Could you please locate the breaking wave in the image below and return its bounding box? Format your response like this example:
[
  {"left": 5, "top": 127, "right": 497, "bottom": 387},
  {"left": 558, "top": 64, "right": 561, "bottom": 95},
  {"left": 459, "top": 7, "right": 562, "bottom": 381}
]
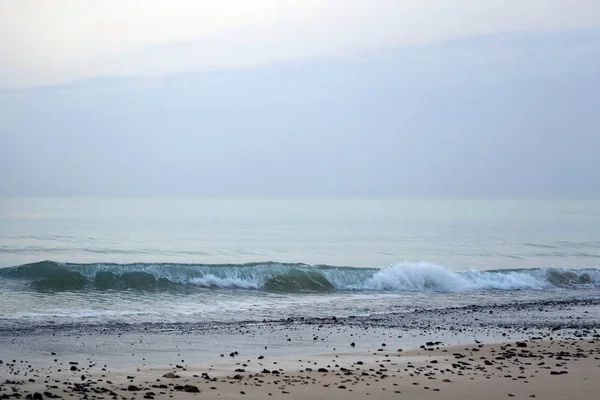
[{"left": 0, "top": 260, "right": 599, "bottom": 293}]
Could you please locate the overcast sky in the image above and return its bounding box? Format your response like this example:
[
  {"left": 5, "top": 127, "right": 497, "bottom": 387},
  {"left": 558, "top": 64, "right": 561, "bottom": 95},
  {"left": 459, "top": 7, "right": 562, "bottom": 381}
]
[
  {"left": 2, "top": 0, "right": 600, "bottom": 89},
  {"left": 1, "top": 1, "right": 599, "bottom": 197}
]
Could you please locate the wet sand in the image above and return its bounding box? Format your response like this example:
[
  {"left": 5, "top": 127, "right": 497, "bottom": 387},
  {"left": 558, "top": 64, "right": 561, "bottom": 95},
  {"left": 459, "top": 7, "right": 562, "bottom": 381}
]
[
  {"left": 2, "top": 337, "right": 599, "bottom": 400},
  {"left": 2, "top": 298, "right": 600, "bottom": 399}
]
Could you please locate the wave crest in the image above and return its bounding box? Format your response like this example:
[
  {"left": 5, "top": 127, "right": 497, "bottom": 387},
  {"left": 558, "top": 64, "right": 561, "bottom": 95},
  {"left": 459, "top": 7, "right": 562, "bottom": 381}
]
[{"left": 0, "top": 260, "right": 598, "bottom": 293}]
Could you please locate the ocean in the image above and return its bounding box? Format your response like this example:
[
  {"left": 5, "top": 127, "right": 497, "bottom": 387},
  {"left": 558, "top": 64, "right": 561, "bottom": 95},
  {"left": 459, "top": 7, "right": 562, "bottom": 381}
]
[{"left": 1, "top": 197, "right": 599, "bottom": 330}]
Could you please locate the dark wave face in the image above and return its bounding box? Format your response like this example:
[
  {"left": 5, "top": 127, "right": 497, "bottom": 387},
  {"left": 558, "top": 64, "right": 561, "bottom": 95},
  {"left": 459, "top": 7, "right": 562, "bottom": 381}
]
[{"left": 1, "top": 261, "right": 599, "bottom": 293}]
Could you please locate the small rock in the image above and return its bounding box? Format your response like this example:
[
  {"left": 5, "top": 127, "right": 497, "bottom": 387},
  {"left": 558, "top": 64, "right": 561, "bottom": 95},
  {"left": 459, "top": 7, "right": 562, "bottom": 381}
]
[{"left": 183, "top": 385, "right": 200, "bottom": 393}]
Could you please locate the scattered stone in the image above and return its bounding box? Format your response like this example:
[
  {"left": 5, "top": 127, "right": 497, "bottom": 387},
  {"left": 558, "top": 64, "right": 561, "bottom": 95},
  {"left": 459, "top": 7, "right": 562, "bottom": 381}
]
[{"left": 183, "top": 385, "right": 200, "bottom": 393}]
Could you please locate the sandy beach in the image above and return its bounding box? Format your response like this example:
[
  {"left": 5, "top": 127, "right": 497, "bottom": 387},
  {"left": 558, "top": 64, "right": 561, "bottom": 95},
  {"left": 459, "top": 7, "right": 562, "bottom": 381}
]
[
  {"left": 2, "top": 298, "right": 600, "bottom": 399},
  {"left": 2, "top": 334, "right": 599, "bottom": 400}
]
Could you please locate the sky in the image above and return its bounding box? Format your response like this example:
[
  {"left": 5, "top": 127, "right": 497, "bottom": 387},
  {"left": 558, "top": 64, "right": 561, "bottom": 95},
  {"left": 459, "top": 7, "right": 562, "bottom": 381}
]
[
  {"left": 1, "top": 0, "right": 599, "bottom": 197},
  {"left": 2, "top": 0, "right": 600, "bottom": 89}
]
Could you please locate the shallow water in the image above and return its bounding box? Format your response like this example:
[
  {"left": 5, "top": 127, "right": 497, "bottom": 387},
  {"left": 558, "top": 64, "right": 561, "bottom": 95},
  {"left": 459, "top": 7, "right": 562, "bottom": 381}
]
[{"left": 1, "top": 197, "right": 599, "bottom": 327}]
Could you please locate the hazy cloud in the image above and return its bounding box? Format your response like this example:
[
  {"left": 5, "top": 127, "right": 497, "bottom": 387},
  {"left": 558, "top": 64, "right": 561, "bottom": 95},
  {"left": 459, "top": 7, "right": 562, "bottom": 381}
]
[
  {"left": 1, "top": 0, "right": 600, "bottom": 88},
  {"left": 1, "top": 27, "right": 599, "bottom": 197}
]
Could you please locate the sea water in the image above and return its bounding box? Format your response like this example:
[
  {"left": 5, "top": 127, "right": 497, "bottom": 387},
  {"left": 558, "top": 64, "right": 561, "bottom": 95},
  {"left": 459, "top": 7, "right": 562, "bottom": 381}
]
[{"left": 1, "top": 197, "right": 599, "bottom": 328}]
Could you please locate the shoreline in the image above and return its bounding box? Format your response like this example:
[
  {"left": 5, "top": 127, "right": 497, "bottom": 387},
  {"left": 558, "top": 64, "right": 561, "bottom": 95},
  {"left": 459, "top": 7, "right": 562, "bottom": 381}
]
[
  {"left": 3, "top": 296, "right": 600, "bottom": 333},
  {"left": 1, "top": 297, "right": 599, "bottom": 399},
  {"left": 1, "top": 297, "right": 599, "bottom": 365}
]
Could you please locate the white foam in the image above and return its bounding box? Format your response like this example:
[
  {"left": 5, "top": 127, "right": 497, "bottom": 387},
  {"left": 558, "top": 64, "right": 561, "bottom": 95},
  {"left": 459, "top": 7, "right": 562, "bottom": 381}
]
[
  {"left": 11, "top": 309, "right": 152, "bottom": 319},
  {"left": 189, "top": 274, "right": 261, "bottom": 289},
  {"left": 351, "top": 262, "right": 553, "bottom": 292}
]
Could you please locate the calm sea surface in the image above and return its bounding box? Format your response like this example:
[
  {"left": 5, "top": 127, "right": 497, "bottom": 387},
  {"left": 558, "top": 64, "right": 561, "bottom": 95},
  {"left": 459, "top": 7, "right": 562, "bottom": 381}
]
[{"left": 1, "top": 197, "right": 599, "bottom": 328}]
